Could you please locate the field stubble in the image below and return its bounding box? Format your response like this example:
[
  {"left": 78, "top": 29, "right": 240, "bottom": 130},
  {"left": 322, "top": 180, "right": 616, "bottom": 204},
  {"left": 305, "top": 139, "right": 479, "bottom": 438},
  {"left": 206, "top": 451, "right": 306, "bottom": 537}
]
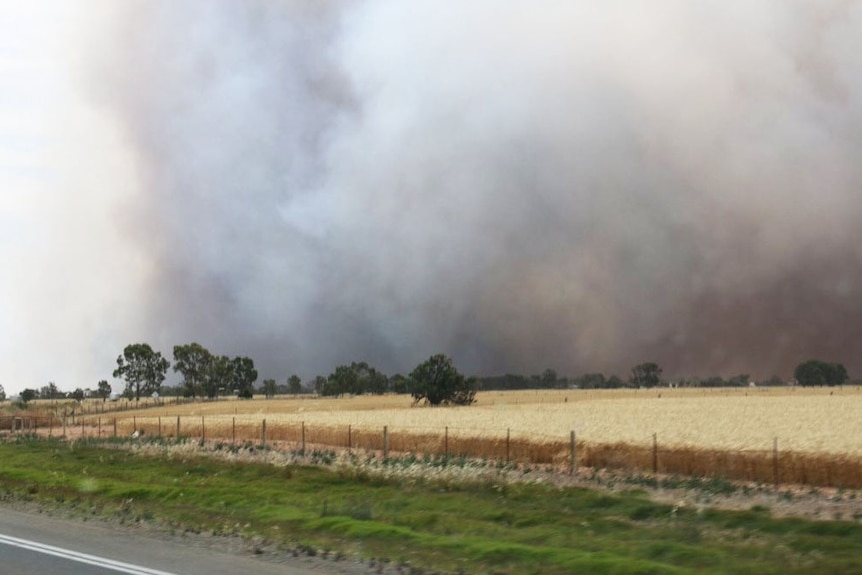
[{"left": 55, "top": 387, "right": 862, "bottom": 488}]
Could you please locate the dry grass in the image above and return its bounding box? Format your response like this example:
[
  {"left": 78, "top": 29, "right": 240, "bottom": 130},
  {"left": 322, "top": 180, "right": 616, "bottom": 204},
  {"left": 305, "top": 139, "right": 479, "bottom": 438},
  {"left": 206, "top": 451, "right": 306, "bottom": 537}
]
[{"left": 56, "top": 387, "right": 862, "bottom": 488}]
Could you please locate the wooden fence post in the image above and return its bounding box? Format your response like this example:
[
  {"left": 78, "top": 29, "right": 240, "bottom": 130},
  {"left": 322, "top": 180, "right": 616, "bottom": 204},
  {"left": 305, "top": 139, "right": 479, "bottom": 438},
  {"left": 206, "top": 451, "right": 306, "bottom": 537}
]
[
  {"left": 63, "top": 414, "right": 67, "bottom": 437},
  {"left": 262, "top": 419, "right": 267, "bottom": 449},
  {"left": 98, "top": 417, "right": 101, "bottom": 438},
  {"left": 773, "top": 437, "right": 779, "bottom": 486},
  {"left": 81, "top": 417, "right": 85, "bottom": 438},
  {"left": 570, "top": 431, "right": 576, "bottom": 476},
  {"left": 348, "top": 424, "right": 352, "bottom": 449},
  {"left": 158, "top": 417, "right": 161, "bottom": 439},
  {"left": 232, "top": 417, "right": 236, "bottom": 444},
  {"left": 176, "top": 416, "right": 180, "bottom": 441},
  {"left": 383, "top": 426, "right": 389, "bottom": 460},
  {"left": 301, "top": 421, "right": 306, "bottom": 453},
  {"left": 202, "top": 416, "right": 206, "bottom": 443},
  {"left": 445, "top": 426, "right": 449, "bottom": 457},
  {"left": 133, "top": 416, "right": 137, "bottom": 432},
  {"left": 506, "top": 428, "right": 511, "bottom": 463},
  {"left": 652, "top": 433, "right": 658, "bottom": 474},
  {"left": 113, "top": 418, "right": 117, "bottom": 438}
]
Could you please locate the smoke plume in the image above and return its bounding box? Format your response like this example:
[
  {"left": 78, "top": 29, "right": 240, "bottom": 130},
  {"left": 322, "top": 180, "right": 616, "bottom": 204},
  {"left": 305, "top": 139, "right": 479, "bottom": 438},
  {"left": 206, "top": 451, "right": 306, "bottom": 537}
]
[{"left": 78, "top": 0, "right": 862, "bottom": 382}]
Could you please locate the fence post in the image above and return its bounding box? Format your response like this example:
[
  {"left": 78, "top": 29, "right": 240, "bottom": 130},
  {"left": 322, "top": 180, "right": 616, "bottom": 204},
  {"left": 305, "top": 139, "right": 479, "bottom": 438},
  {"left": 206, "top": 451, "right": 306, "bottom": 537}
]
[
  {"left": 133, "top": 416, "right": 137, "bottom": 432},
  {"left": 301, "top": 421, "right": 306, "bottom": 453},
  {"left": 176, "top": 416, "right": 180, "bottom": 441},
  {"left": 63, "top": 414, "right": 67, "bottom": 437},
  {"left": 773, "top": 437, "right": 779, "bottom": 486},
  {"left": 232, "top": 417, "right": 236, "bottom": 444},
  {"left": 98, "top": 417, "right": 101, "bottom": 438},
  {"left": 158, "top": 417, "right": 161, "bottom": 439},
  {"left": 347, "top": 424, "right": 352, "bottom": 449},
  {"left": 445, "top": 426, "right": 449, "bottom": 457},
  {"left": 506, "top": 428, "right": 511, "bottom": 463},
  {"left": 113, "top": 418, "right": 117, "bottom": 438},
  {"left": 383, "top": 426, "right": 389, "bottom": 460},
  {"left": 81, "top": 417, "right": 85, "bottom": 438},
  {"left": 202, "top": 416, "right": 206, "bottom": 443},
  {"left": 652, "top": 433, "right": 658, "bottom": 474},
  {"left": 49, "top": 416, "right": 53, "bottom": 438},
  {"left": 570, "top": 431, "right": 576, "bottom": 475},
  {"left": 262, "top": 419, "right": 267, "bottom": 449}
]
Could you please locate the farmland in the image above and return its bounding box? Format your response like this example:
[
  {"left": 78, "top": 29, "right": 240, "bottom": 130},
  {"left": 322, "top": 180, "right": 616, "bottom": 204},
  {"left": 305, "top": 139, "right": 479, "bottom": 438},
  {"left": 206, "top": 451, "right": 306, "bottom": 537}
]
[
  {"left": 9, "top": 386, "right": 862, "bottom": 487},
  {"left": 5, "top": 388, "right": 862, "bottom": 573},
  {"left": 103, "top": 386, "right": 862, "bottom": 454}
]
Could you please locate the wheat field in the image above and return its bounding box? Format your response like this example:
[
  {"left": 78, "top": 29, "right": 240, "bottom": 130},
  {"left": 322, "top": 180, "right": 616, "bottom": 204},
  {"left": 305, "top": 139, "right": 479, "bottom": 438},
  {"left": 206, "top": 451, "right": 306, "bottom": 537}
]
[
  {"left": 100, "top": 387, "right": 862, "bottom": 455},
  {"left": 59, "top": 387, "right": 862, "bottom": 488}
]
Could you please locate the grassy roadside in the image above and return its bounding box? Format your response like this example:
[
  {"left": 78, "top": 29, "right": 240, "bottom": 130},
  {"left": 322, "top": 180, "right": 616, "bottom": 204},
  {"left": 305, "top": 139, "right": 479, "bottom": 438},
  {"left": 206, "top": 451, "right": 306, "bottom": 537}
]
[{"left": 1, "top": 437, "right": 861, "bottom": 574}]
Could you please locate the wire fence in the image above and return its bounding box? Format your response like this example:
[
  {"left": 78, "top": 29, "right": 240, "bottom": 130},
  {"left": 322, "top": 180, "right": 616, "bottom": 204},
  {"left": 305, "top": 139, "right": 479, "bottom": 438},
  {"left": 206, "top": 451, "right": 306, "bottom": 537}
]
[{"left": 4, "top": 414, "right": 862, "bottom": 490}]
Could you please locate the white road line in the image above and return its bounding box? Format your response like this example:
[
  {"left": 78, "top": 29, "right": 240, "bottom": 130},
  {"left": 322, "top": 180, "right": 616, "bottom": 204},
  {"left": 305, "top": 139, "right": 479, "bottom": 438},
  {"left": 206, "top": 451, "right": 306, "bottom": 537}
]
[{"left": 0, "top": 533, "right": 178, "bottom": 575}]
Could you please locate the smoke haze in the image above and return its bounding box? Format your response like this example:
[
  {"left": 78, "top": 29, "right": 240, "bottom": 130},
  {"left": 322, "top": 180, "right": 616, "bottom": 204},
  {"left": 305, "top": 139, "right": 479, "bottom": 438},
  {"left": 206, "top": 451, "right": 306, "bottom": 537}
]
[{"left": 3, "top": 1, "right": 862, "bottom": 393}]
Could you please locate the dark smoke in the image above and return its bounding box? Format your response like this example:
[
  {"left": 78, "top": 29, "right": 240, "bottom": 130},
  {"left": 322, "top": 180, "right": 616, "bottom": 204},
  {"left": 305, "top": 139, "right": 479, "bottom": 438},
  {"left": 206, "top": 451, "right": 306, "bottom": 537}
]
[{"left": 91, "top": 1, "right": 862, "bottom": 381}]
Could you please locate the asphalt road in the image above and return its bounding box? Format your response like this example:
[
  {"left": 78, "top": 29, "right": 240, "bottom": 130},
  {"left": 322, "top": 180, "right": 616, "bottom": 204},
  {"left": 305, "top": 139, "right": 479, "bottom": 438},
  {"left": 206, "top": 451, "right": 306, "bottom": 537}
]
[{"left": 0, "top": 507, "right": 343, "bottom": 574}]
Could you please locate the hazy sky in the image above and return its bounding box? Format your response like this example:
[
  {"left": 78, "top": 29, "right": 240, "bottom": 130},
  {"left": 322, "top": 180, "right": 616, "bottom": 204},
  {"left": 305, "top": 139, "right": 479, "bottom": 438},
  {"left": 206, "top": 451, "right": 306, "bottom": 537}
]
[{"left": 2, "top": 1, "right": 862, "bottom": 395}]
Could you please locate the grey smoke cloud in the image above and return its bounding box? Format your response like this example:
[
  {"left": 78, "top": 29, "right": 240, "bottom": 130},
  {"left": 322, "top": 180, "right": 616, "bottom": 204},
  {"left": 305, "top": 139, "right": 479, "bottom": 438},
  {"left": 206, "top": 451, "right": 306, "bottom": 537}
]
[{"left": 87, "top": 0, "right": 862, "bottom": 382}]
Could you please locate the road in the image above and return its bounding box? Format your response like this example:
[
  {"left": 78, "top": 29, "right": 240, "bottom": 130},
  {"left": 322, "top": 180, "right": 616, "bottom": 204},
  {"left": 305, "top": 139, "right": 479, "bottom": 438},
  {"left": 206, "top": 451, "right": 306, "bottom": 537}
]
[{"left": 0, "top": 507, "right": 348, "bottom": 574}]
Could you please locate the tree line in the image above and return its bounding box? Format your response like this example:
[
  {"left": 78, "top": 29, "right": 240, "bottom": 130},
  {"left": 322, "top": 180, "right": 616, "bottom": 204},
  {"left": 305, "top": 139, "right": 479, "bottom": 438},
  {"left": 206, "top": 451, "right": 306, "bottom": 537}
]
[{"left": 7, "top": 349, "right": 852, "bottom": 407}]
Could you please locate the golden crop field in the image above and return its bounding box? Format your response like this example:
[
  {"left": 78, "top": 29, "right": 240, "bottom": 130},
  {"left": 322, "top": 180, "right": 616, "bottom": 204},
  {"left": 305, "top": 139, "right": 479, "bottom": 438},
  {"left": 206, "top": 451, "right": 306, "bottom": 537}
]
[{"left": 107, "top": 386, "right": 862, "bottom": 455}]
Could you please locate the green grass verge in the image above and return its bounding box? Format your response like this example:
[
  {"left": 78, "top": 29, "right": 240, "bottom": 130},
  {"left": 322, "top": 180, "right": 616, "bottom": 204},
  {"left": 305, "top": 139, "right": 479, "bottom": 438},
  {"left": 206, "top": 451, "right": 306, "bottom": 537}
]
[{"left": 1, "top": 437, "right": 861, "bottom": 574}]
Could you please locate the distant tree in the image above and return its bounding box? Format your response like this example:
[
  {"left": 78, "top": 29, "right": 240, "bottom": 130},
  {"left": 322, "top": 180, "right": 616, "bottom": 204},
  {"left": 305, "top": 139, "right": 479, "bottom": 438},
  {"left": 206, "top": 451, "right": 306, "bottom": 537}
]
[
  {"left": 313, "top": 375, "right": 328, "bottom": 395},
  {"left": 206, "top": 355, "right": 233, "bottom": 398},
  {"left": 572, "top": 373, "right": 606, "bottom": 389},
  {"left": 113, "top": 343, "right": 170, "bottom": 402},
  {"left": 727, "top": 374, "right": 750, "bottom": 387},
  {"left": 97, "top": 380, "right": 112, "bottom": 400},
  {"left": 287, "top": 375, "right": 302, "bottom": 395},
  {"left": 20, "top": 388, "right": 37, "bottom": 405},
  {"left": 41, "top": 382, "right": 62, "bottom": 400},
  {"left": 324, "top": 364, "right": 355, "bottom": 397},
  {"left": 173, "top": 343, "right": 213, "bottom": 399},
  {"left": 630, "top": 363, "right": 663, "bottom": 388},
  {"left": 794, "top": 360, "right": 849, "bottom": 387},
  {"left": 605, "top": 375, "right": 624, "bottom": 388},
  {"left": 71, "top": 388, "right": 85, "bottom": 402},
  {"left": 389, "top": 373, "right": 409, "bottom": 394},
  {"left": 353, "top": 362, "right": 388, "bottom": 394},
  {"left": 759, "top": 375, "right": 785, "bottom": 387},
  {"left": 0, "top": 384, "right": 5, "bottom": 402},
  {"left": 263, "top": 378, "right": 278, "bottom": 398},
  {"left": 231, "top": 356, "right": 258, "bottom": 399},
  {"left": 409, "top": 354, "right": 476, "bottom": 406},
  {"left": 541, "top": 368, "right": 558, "bottom": 388}
]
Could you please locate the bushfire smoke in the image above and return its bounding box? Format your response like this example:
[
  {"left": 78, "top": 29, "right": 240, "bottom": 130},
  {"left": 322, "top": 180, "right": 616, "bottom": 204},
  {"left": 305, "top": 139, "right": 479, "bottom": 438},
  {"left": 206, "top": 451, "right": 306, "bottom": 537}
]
[{"left": 4, "top": 1, "right": 862, "bottom": 393}]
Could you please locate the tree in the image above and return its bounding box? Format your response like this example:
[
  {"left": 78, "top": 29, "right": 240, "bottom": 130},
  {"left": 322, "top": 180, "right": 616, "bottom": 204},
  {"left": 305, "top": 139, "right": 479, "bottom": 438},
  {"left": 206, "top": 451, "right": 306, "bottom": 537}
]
[
  {"left": 313, "top": 375, "right": 328, "bottom": 395},
  {"left": 409, "top": 353, "right": 476, "bottom": 406},
  {"left": 389, "top": 373, "right": 409, "bottom": 394},
  {"left": 263, "top": 378, "right": 278, "bottom": 398},
  {"left": 71, "top": 388, "right": 85, "bottom": 402},
  {"left": 287, "top": 375, "right": 302, "bottom": 395},
  {"left": 20, "top": 388, "right": 37, "bottom": 405},
  {"left": 0, "top": 384, "right": 5, "bottom": 402},
  {"left": 113, "top": 343, "right": 170, "bottom": 402},
  {"left": 794, "top": 359, "right": 849, "bottom": 387},
  {"left": 41, "top": 382, "right": 62, "bottom": 400},
  {"left": 97, "top": 380, "right": 112, "bottom": 400},
  {"left": 326, "top": 364, "right": 357, "bottom": 396},
  {"left": 231, "top": 356, "right": 258, "bottom": 399},
  {"left": 173, "top": 343, "right": 213, "bottom": 399},
  {"left": 629, "top": 362, "right": 663, "bottom": 388},
  {"left": 203, "top": 355, "right": 232, "bottom": 398}
]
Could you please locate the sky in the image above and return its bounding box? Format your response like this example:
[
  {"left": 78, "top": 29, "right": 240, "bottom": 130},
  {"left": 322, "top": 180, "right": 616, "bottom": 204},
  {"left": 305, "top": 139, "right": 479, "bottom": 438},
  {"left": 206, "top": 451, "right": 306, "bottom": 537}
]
[{"left": 2, "top": 1, "right": 862, "bottom": 396}]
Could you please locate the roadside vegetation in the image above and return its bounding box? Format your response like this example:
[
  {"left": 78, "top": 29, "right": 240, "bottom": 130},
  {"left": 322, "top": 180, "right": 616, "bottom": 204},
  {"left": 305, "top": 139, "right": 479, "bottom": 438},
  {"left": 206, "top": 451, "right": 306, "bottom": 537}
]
[{"left": 1, "top": 436, "right": 862, "bottom": 574}]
